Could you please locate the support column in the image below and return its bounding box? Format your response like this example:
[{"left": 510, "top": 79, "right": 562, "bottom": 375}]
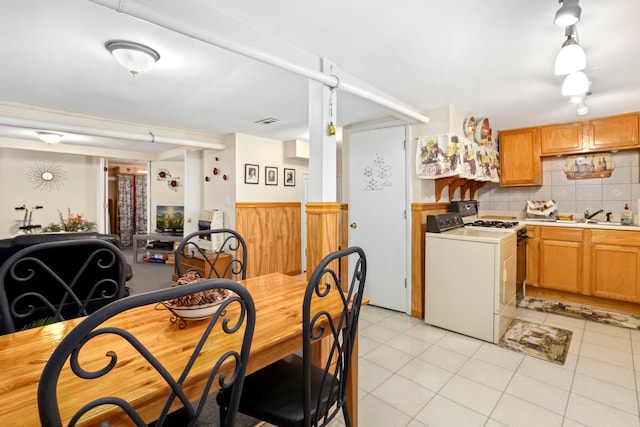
[
  {"left": 305, "top": 202, "right": 340, "bottom": 279},
  {"left": 306, "top": 58, "right": 339, "bottom": 277}
]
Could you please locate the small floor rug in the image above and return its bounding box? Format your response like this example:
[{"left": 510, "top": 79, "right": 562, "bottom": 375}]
[
  {"left": 499, "top": 319, "right": 573, "bottom": 365},
  {"left": 519, "top": 296, "right": 640, "bottom": 330}
]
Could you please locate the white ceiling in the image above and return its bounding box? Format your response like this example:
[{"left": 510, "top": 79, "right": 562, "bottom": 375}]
[{"left": 0, "top": 0, "right": 639, "bottom": 158}]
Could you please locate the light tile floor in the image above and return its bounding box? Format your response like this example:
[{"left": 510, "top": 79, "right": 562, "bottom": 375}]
[{"left": 321, "top": 304, "right": 640, "bottom": 427}]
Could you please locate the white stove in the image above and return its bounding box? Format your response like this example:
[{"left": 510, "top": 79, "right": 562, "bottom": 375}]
[{"left": 424, "top": 206, "right": 517, "bottom": 344}]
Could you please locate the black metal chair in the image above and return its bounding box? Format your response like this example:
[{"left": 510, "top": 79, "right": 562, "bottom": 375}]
[
  {"left": 217, "top": 246, "right": 367, "bottom": 427},
  {"left": 0, "top": 239, "right": 128, "bottom": 334},
  {"left": 38, "top": 278, "right": 256, "bottom": 427},
  {"left": 175, "top": 229, "right": 247, "bottom": 280}
]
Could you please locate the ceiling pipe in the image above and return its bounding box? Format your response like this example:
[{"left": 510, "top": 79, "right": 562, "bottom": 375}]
[
  {"left": 0, "top": 116, "right": 225, "bottom": 150},
  {"left": 87, "top": 0, "right": 429, "bottom": 125}
]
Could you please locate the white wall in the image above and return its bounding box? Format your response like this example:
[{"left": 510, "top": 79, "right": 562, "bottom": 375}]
[
  {"left": 478, "top": 151, "right": 640, "bottom": 223},
  {"left": 234, "top": 133, "right": 308, "bottom": 203},
  {"left": 202, "top": 135, "right": 237, "bottom": 229},
  {"left": 149, "top": 160, "right": 185, "bottom": 232},
  {"left": 0, "top": 147, "right": 99, "bottom": 238}
]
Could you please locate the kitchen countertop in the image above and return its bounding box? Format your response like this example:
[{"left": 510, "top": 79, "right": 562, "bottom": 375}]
[
  {"left": 478, "top": 210, "right": 639, "bottom": 231},
  {"left": 521, "top": 219, "right": 639, "bottom": 231}
]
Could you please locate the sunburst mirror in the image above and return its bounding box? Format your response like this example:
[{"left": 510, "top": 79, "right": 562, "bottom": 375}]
[{"left": 26, "top": 160, "right": 67, "bottom": 192}]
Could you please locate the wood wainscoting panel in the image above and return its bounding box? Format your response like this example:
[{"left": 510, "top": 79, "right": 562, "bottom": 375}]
[
  {"left": 236, "top": 202, "right": 301, "bottom": 278},
  {"left": 411, "top": 203, "right": 450, "bottom": 319},
  {"left": 305, "top": 202, "right": 340, "bottom": 280},
  {"left": 340, "top": 204, "right": 349, "bottom": 286}
]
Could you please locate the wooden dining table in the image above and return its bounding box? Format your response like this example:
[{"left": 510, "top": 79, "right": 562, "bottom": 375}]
[{"left": 0, "top": 272, "right": 359, "bottom": 426}]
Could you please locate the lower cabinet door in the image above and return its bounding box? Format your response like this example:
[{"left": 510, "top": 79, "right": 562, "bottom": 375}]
[
  {"left": 591, "top": 243, "right": 640, "bottom": 302},
  {"left": 539, "top": 240, "right": 583, "bottom": 293}
]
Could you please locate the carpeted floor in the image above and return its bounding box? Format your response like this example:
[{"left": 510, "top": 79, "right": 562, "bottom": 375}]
[{"left": 518, "top": 296, "right": 640, "bottom": 330}]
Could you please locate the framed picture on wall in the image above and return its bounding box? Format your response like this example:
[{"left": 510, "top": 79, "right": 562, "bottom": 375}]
[
  {"left": 284, "top": 168, "right": 296, "bottom": 186},
  {"left": 245, "top": 164, "right": 259, "bottom": 184},
  {"left": 265, "top": 166, "right": 278, "bottom": 186}
]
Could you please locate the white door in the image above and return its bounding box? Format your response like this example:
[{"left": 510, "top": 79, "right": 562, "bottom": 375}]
[{"left": 348, "top": 125, "right": 408, "bottom": 312}]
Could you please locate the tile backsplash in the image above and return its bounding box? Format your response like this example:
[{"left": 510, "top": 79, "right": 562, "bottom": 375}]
[{"left": 478, "top": 151, "right": 640, "bottom": 221}]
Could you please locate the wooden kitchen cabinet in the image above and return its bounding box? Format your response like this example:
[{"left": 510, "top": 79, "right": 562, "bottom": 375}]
[
  {"left": 589, "top": 113, "right": 639, "bottom": 151},
  {"left": 538, "top": 227, "right": 585, "bottom": 294},
  {"left": 589, "top": 229, "right": 640, "bottom": 302},
  {"left": 525, "top": 225, "right": 540, "bottom": 287},
  {"left": 539, "top": 112, "right": 639, "bottom": 156},
  {"left": 499, "top": 127, "right": 542, "bottom": 186},
  {"left": 540, "top": 121, "right": 586, "bottom": 156}
]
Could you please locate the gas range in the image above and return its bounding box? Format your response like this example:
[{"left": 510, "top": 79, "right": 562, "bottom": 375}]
[
  {"left": 465, "top": 219, "right": 520, "bottom": 229},
  {"left": 450, "top": 200, "right": 524, "bottom": 232}
]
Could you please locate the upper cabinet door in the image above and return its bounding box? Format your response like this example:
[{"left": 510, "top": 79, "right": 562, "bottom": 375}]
[
  {"left": 589, "top": 113, "right": 640, "bottom": 151},
  {"left": 499, "top": 127, "right": 542, "bottom": 186},
  {"left": 540, "top": 121, "right": 586, "bottom": 156}
]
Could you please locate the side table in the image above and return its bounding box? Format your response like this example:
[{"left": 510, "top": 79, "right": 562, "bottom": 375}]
[{"left": 133, "top": 234, "right": 183, "bottom": 264}]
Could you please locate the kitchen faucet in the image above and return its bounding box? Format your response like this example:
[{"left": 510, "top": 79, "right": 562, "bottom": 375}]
[{"left": 584, "top": 209, "right": 604, "bottom": 221}]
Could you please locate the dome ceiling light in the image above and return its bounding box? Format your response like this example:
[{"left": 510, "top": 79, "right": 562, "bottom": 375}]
[
  {"left": 105, "top": 40, "right": 160, "bottom": 77},
  {"left": 36, "top": 131, "right": 64, "bottom": 145}
]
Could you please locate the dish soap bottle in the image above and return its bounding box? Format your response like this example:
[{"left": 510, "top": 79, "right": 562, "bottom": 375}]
[{"left": 621, "top": 203, "right": 633, "bottom": 225}]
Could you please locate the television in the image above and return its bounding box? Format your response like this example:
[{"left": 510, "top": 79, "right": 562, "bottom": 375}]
[{"left": 156, "top": 205, "right": 184, "bottom": 234}]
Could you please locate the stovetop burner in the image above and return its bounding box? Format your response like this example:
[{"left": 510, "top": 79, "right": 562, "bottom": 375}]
[{"left": 467, "top": 220, "right": 519, "bottom": 229}]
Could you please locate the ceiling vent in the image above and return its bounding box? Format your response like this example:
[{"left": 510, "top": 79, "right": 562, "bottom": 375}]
[{"left": 255, "top": 118, "right": 279, "bottom": 125}]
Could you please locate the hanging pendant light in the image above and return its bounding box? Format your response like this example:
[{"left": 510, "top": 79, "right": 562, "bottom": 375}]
[
  {"left": 561, "top": 71, "right": 590, "bottom": 96},
  {"left": 554, "top": 25, "right": 586, "bottom": 75},
  {"left": 554, "top": 0, "right": 582, "bottom": 26}
]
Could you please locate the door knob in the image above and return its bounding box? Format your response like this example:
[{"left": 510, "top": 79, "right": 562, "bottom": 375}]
[
  {"left": 186, "top": 218, "right": 192, "bottom": 223},
  {"left": 350, "top": 222, "right": 357, "bottom": 229}
]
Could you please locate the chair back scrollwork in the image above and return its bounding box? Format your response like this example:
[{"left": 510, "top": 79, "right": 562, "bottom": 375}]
[
  {"left": 37, "top": 279, "right": 255, "bottom": 427},
  {"left": 0, "top": 239, "right": 128, "bottom": 334},
  {"left": 303, "top": 246, "right": 367, "bottom": 426},
  {"left": 175, "top": 229, "right": 247, "bottom": 280},
  {"left": 216, "top": 246, "right": 366, "bottom": 427}
]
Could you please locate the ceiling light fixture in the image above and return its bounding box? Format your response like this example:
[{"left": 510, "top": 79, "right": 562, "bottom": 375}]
[
  {"left": 554, "top": 25, "right": 586, "bottom": 75},
  {"left": 561, "top": 71, "right": 590, "bottom": 96},
  {"left": 554, "top": 0, "right": 582, "bottom": 26},
  {"left": 576, "top": 100, "right": 590, "bottom": 116},
  {"left": 105, "top": 40, "right": 160, "bottom": 77},
  {"left": 570, "top": 92, "right": 591, "bottom": 115},
  {"left": 36, "top": 131, "right": 64, "bottom": 145}
]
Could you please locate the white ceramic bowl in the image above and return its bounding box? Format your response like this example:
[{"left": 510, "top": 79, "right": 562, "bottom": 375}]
[{"left": 163, "top": 298, "right": 228, "bottom": 320}]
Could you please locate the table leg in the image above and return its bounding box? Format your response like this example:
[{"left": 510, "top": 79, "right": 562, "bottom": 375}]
[{"left": 133, "top": 235, "right": 141, "bottom": 263}]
